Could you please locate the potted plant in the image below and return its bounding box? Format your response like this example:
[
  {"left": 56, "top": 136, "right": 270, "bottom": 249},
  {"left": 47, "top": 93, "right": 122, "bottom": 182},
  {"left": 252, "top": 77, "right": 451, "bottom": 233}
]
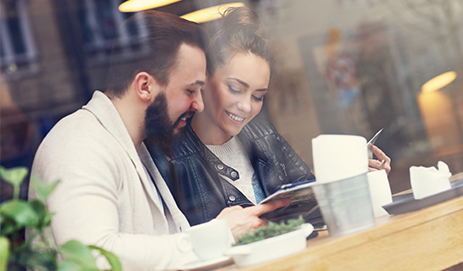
[
  {"left": 0, "top": 166, "right": 122, "bottom": 271},
  {"left": 226, "top": 216, "right": 314, "bottom": 268}
]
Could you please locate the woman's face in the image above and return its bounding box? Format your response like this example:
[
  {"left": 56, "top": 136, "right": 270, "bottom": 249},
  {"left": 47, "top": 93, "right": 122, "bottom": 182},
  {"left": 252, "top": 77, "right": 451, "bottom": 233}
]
[{"left": 202, "top": 52, "right": 271, "bottom": 138}]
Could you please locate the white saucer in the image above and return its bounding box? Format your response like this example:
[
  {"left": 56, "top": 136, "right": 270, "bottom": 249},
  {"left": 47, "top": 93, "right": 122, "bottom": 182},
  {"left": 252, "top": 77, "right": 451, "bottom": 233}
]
[{"left": 177, "top": 256, "right": 233, "bottom": 271}]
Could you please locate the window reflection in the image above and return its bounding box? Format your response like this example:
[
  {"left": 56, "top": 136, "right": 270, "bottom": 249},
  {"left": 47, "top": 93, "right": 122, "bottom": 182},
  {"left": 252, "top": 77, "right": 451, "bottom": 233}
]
[
  {"left": 0, "top": 0, "right": 462, "bottom": 201},
  {"left": 0, "top": 0, "right": 37, "bottom": 77}
]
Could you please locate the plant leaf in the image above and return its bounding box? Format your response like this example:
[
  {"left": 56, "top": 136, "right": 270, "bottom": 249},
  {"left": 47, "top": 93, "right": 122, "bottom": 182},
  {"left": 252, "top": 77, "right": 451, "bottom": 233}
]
[
  {"left": 234, "top": 215, "right": 305, "bottom": 246},
  {"left": 0, "top": 200, "right": 39, "bottom": 229},
  {"left": 0, "top": 219, "right": 16, "bottom": 235},
  {"left": 17, "top": 247, "right": 58, "bottom": 271},
  {"left": 89, "top": 245, "right": 122, "bottom": 271},
  {"left": 42, "top": 212, "right": 54, "bottom": 228},
  {"left": 60, "top": 240, "right": 98, "bottom": 270},
  {"left": 29, "top": 200, "right": 53, "bottom": 230},
  {"left": 30, "top": 176, "right": 60, "bottom": 202},
  {"left": 57, "top": 258, "right": 84, "bottom": 271},
  {"left": 0, "top": 166, "right": 28, "bottom": 188},
  {"left": 0, "top": 236, "right": 10, "bottom": 271}
]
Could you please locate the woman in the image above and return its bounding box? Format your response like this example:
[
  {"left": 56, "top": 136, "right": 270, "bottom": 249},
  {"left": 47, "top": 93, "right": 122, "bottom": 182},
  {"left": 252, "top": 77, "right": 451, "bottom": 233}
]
[{"left": 149, "top": 6, "right": 391, "bottom": 226}]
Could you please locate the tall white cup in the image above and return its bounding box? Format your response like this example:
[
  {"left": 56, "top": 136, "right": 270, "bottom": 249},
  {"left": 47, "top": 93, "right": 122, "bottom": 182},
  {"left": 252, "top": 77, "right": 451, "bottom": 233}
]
[
  {"left": 312, "top": 134, "right": 375, "bottom": 236},
  {"left": 312, "top": 135, "right": 369, "bottom": 183},
  {"left": 185, "top": 219, "right": 229, "bottom": 261},
  {"left": 367, "top": 170, "right": 392, "bottom": 217}
]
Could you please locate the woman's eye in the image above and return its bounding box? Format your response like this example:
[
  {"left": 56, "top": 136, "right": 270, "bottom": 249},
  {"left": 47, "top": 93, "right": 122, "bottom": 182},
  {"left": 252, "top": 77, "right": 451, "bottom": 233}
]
[
  {"left": 228, "top": 85, "right": 240, "bottom": 94},
  {"left": 252, "top": 95, "right": 264, "bottom": 101},
  {"left": 187, "top": 89, "right": 196, "bottom": 94}
]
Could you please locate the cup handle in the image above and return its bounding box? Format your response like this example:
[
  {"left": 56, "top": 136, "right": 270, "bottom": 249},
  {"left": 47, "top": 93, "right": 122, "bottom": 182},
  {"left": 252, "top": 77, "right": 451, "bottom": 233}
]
[
  {"left": 224, "top": 246, "right": 251, "bottom": 256},
  {"left": 176, "top": 233, "right": 193, "bottom": 253},
  {"left": 302, "top": 223, "right": 315, "bottom": 237}
]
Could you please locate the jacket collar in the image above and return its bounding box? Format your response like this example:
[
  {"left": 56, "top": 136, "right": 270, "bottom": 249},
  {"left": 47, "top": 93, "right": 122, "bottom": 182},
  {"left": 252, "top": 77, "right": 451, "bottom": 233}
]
[{"left": 83, "top": 91, "right": 137, "bottom": 160}]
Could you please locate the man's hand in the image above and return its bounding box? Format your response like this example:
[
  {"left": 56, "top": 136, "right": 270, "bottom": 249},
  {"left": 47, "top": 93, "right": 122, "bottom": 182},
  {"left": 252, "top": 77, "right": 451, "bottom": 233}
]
[
  {"left": 368, "top": 145, "right": 391, "bottom": 175},
  {"left": 215, "top": 198, "right": 291, "bottom": 239}
]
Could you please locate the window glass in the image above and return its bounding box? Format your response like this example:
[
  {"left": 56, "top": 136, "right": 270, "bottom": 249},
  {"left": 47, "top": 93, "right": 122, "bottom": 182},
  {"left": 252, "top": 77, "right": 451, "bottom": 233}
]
[{"left": 0, "top": 0, "right": 461, "bottom": 205}]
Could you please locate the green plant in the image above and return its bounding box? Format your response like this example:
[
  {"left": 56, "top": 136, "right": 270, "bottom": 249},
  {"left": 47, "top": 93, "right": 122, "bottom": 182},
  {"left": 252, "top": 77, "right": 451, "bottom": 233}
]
[
  {"left": 0, "top": 166, "right": 122, "bottom": 271},
  {"left": 234, "top": 216, "right": 305, "bottom": 246}
]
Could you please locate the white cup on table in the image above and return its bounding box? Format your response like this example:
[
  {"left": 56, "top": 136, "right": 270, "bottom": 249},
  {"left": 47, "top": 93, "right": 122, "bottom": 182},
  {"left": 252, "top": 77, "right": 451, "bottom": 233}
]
[
  {"left": 410, "top": 161, "right": 452, "bottom": 200},
  {"left": 184, "top": 219, "right": 229, "bottom": 261},
  {"left": 312, "top": 135, "right": 376, "bottom": 236},
  {"left": 367, "top": 169, "right": 393, "bottom": 217}
]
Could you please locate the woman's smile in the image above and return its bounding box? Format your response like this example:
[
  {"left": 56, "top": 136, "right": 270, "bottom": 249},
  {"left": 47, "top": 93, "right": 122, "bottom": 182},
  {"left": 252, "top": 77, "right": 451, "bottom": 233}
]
[{"left": 226, "top": 111, "right": 245, "bottom": 122}]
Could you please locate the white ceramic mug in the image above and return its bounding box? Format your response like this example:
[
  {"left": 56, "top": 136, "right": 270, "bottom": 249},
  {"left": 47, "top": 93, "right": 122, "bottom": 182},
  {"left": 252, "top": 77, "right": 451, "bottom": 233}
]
[
  {"left": 367, "top": 169, "right": 392, "bottom": 217},
  {"left": 184, "top": 219, "right": 229, "bottom": 261}
]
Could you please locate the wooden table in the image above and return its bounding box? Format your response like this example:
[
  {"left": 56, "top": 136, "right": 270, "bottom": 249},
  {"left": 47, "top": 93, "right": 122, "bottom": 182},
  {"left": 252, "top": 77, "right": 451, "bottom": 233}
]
[{"left": 218, "top": 194, "right": 463, "bottom": 271}]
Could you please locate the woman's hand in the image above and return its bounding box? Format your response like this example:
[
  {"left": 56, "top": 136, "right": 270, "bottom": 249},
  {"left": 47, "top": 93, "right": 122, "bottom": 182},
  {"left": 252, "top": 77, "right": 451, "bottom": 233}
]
[
  {"left": 215, "top": 198, "right": 291, "bottom": 239},
  {"left": 368, "top": 145, "right": 392, "bottom": 175}
]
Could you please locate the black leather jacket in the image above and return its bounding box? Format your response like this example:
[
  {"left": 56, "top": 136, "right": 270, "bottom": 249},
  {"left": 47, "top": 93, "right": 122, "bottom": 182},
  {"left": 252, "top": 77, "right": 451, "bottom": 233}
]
[{"left": 148, "top": 119, "right": 315, "bottom": 226}]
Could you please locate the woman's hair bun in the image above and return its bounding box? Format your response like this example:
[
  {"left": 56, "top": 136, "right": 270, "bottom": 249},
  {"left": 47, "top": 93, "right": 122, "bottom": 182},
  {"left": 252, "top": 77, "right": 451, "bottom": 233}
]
[
  {"left": 220, "top": 6, "right": 263, "bottom": 37},
  {"left": 206, "top": 6, "right": 273, "bottom": 76}
]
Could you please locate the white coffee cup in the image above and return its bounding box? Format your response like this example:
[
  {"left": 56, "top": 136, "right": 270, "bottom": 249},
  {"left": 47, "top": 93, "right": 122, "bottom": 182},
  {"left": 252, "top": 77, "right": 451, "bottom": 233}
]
[
  {"left": 410, "top": 161, "right": 451, "bottom": 199},
  {"left": 184, "top": 219, "right": 229, "bottom": 261},
  {"left": 367, "top": 169, "right": 392, "bottom": 217}
]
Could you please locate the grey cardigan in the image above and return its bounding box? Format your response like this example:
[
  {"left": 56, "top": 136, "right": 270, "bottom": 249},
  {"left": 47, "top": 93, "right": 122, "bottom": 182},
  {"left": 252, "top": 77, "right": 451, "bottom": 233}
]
[{"left": 30, "top": 91, "right": 197, "bottom": 271}]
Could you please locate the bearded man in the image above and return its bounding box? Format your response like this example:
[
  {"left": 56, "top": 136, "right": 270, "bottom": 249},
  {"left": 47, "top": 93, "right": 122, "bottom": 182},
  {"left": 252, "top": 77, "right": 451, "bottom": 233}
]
[{"left": 29, "top": 10, "right": 287, "bottom": 271}]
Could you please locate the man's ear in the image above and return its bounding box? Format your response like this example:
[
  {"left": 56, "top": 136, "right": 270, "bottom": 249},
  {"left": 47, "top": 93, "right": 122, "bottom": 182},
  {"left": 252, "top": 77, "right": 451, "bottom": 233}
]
[{"left": 133, "top": 72, "right": 161, "bottom": 102}]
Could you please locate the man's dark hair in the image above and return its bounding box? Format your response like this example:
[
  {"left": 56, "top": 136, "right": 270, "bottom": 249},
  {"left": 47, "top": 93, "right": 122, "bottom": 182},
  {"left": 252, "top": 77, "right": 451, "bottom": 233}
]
[{"left": 106, "top": 10, "right": 206, "bottom": 98}]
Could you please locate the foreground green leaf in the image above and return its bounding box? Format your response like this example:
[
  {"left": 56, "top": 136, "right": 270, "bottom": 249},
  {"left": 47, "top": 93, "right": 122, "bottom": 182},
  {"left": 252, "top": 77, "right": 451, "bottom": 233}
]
[
  {"left": 60, "top": 240, "right": 98, "bottom": 270},
  {"left": 58, "top": 258, "right": 84, "bottom": 271},
  {"left": 0, "top": 219, "right": 16, "bottom": 236},
  {"left": 0, "top": 167, "right": 28, "bottom": 187},
  {"left": 29, "top": 200, "right": 53, "bottom": 230},
  {"left": 0, "top": 237, "right": 9, "bottom": 271},
  {"left": 0, "top": 200, "right": 39, "bottom": 229},
  {"left": 0, "top": 167, "right": 28, "bottom": 200},
  {"left": 42, "top": 212, "right": 54, "bottom": 228},
  {"left": 89, "top": 246, "right": 122, "bottom": 271},
  {"left": 17, "top": 247, "right": 57, "bottom": 271},
  {"left": 0, "top": 167, "right": 122, "bottom": 271},
  {"left": 31, "top": 176, "right": 60, "bottom": 202}
]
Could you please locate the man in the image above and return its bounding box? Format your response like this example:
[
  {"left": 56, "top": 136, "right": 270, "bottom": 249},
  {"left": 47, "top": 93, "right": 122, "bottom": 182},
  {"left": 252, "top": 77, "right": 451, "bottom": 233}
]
[{"left": 29, "top": 11, "right": 288, "bottom": 271}]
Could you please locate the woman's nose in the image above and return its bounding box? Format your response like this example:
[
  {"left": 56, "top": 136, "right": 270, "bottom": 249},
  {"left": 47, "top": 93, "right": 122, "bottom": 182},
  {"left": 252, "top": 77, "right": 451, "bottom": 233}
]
[{"left": 237, "top": 97, "right": 251, "bottom": 113}]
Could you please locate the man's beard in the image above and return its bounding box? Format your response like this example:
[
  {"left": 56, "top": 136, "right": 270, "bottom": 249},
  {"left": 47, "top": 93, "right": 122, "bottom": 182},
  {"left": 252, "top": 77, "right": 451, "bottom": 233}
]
[
  {"left": 144, "top": 92, "right": 185, "bottom": 156},
  {"left": 145, "top": 92, "right": 174, "bottom": 142}
]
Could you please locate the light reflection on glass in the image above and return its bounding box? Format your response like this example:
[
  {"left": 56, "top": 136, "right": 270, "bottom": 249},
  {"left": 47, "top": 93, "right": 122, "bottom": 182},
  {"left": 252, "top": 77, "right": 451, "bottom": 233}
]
[{"left": 421, "top": 71, "right": 457, "bottom": 93}]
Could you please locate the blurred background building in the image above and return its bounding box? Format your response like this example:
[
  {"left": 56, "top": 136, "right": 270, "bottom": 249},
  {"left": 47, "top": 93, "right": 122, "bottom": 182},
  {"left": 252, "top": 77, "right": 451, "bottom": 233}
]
[{"left": 1, "top": 0, "right": 462, "bottom": 200}]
